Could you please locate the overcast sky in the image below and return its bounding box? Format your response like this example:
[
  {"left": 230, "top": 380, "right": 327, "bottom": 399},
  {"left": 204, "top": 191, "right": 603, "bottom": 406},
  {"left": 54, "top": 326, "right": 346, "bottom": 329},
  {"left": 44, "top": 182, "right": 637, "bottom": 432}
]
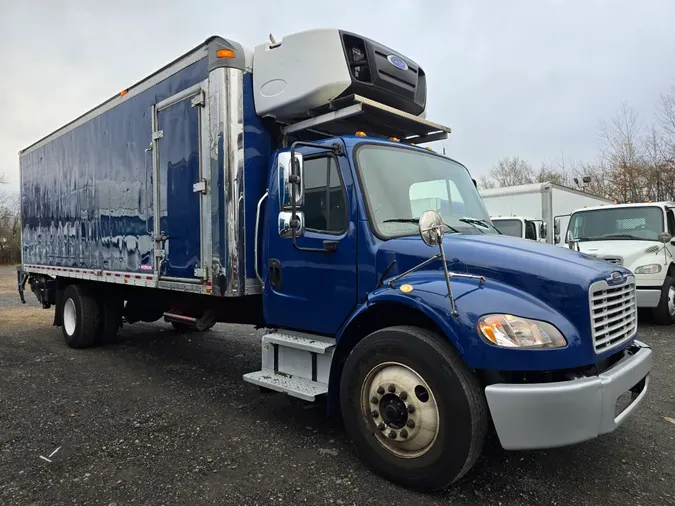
[{"left": 2, "top": 0, "right": 675, "bottom": 192}]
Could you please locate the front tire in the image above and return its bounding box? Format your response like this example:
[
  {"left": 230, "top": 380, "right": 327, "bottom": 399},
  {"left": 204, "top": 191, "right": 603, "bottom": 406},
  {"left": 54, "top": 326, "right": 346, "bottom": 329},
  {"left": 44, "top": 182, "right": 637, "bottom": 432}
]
[
  {"left": 339, "top": 326, "right": 488, "bottom": 492},
  {"left": 61, "top": 284, "right": 99, "bottom": 349},
  {"left": 652, "top": 275, "right": 675, "bottom": 325}
]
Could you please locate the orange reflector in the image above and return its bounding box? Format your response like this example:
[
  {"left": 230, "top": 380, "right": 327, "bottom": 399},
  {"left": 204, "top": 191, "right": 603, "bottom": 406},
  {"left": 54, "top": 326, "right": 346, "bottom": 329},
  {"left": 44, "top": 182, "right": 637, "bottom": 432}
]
[
  {"left": 400, "top": 284, "right": 414, "bottom": 294},
  {"left": 480, "top": 324, "right": 497, "bottom": 344},
  {"left": 426, "top": 147, "right": 433, "bottom": 151},
  {"left": 600, "top": 203, "right": 604, "bottom": 206},
  {"left": 648, "top": 199, "right": 652, "bottom": 203},
  {"left": 355, "top": 131, "right": 367, "bottom": 137},
  {"left": 216, "top": 49, "right": 235, "bottom": 59},
  {"left": 388, "top": 137, "right": 400, "bottom": 142},
  {"left": 120, "top": 90, "right": 128, "bottom": 96}
]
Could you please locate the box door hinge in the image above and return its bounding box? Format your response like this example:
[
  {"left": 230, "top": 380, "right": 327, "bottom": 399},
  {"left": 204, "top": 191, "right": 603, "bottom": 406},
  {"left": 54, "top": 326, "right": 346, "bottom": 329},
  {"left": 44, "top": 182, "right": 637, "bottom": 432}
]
[
  {"left": 152, "top": 130, "right": 164, "bottom": 140},
  {"left": 193, "top": 179, "right": 207, "bottom": 194},
  {"left": 191, "top": 91, "right": 205, "bottom": 108}
]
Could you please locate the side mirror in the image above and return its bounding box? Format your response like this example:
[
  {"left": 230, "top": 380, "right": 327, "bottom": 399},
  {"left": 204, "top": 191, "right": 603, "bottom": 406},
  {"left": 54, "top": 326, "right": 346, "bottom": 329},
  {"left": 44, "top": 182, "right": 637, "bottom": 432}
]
[
  {"left": 472, "top": 178, "right": 477, "bottom": 188},
  {"left": 554, "top": 234, "right": 560, "bottom": 244},
  {"left": 419, "top": 210, "right": 444, "bottom": 247},
  {"left": 658, "top": 232, "right": 672, "bottom": 244},
  {"left": 279, "top": 211, "right": 305, "bottom": 238},
  {"left": 565, "top": 229, "right": 574, "bottom": 244},
  {"left": 554, "top": 218, "right": 560, "bottom": 235},
  {"left": 278, "top": 151, "right": 304, "bottom": 209},
  {"left": 539, "top": 222, "right": 547, "bottom": 239}
]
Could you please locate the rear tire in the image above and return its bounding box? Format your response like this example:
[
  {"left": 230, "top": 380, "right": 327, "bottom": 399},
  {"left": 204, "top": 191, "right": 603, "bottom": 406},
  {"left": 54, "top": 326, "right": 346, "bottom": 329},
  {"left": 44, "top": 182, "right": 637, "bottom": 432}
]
[
  {"left": 61, "top": 284, "right": 99, "bottom": 349},
  {"left": 339, "top": 326, "right": 488, "bottom": 492},
  {"left": 652, "top": 275, "right": 675, "bottom": 325}
]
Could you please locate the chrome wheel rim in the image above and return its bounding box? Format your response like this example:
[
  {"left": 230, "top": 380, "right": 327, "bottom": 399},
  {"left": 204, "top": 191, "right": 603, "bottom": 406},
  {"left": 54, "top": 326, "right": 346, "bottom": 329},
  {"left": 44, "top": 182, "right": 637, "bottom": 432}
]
[
  {"left": 361, "top": 362, "right": 440, "bottom": 459},
  {"left": 63, "top": 298, "right": 77, "bottom": 336},
  {"left": 668, "top": 286, "right": 675, "bottom": 317}
]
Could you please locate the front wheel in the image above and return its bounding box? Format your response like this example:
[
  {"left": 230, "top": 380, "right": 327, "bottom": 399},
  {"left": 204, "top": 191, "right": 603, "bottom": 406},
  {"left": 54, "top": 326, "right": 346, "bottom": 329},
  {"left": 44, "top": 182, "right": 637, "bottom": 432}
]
[
  {"left": 339, "top": 326, "right": 488, "bottom": 491},
  {"left": 652, "top": 275, "right": 675, "bottom": 325}
]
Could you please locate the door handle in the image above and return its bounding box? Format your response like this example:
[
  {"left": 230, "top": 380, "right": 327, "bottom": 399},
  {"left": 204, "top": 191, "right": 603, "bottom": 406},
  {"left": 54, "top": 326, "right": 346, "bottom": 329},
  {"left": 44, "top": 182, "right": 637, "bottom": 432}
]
[{"left": 323, "top": 240, "right": 339, "bottom": 252}]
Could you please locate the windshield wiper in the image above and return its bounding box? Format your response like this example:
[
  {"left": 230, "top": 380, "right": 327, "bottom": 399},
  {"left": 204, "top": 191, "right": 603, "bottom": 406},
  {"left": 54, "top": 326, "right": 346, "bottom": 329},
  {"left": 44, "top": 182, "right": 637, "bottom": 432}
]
[
  {"left": 457, "top": 217, "right": 487, "bottom": 234},
  {"left": 383, "top": 218, "right": 460, "bottom": 234},
  {"left": 602, "top": 234, "right": 651, "bottom": 241},
  {"left": 458, "top": 217, "right": 502, "bottom": 234}
]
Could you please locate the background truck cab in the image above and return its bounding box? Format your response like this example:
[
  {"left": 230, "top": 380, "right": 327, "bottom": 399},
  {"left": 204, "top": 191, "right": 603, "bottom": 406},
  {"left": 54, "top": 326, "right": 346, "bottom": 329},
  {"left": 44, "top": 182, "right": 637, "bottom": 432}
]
[
  {"left": 563, "top": 201, "right": 675, "bottom": 324},
  {"left": 490, "top": 215, "right": 545, "bottom": 241}
]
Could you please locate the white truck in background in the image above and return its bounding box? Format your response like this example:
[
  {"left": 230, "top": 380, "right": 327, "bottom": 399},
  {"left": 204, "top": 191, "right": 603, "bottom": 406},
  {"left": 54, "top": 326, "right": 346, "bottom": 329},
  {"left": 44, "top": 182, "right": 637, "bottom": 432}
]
[
  {"left": 479, "top": 182, "right": 612, "bottom": 244},
  {"left": 563, "top": 201, "right": 675, "bottom": 325}
]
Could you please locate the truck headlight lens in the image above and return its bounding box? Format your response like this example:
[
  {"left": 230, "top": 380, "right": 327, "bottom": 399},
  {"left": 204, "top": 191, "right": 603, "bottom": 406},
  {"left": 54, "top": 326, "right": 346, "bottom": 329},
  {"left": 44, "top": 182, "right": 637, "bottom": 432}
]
[
  {"left": 477, "top": 314, "right": 567, "bottom": 349},
  {"left": 634, "top": 263, "right": 662, "bottom": 274}
]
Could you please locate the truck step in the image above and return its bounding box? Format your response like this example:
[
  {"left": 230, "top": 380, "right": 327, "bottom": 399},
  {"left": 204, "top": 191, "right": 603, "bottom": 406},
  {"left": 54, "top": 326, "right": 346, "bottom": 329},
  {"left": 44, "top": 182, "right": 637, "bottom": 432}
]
[
  {"left": 243, "top": 371, "right": 328, "bottom": 402},
  {"left": 263, "top": 331, "right": 335, "bottom": 354}
]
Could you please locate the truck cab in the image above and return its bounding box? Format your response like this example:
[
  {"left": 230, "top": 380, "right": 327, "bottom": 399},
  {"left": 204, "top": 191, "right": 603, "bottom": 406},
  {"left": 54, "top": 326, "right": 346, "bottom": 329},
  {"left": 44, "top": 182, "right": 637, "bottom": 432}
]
[
  {"left": 489, "top": 215, "right": 546, "bottom": 241},
  {"left": 564, "top": 201, "right": 675, "bottom": 324}
]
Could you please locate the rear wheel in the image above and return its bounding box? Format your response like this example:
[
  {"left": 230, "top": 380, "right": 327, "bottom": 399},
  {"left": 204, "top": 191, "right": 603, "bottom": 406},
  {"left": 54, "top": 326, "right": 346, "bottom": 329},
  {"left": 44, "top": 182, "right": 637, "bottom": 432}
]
[
  {"left": 652, "top": 275, "right": 675, "bottom": 325},
  {"left": 339, "top": 326, "right": 488, "bottom": 491},
  {"left": 61, "top": 284, "right": 99, "bottom": 349}
]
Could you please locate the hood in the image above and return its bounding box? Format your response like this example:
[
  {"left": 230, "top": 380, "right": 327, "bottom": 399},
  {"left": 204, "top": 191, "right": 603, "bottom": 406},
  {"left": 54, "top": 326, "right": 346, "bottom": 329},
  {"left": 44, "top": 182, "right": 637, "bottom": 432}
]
[
  {"left": 577, "top": 240, "right": 666, "bottom": 271},
  {"left": 376, "top": 233, "right": 633, "bottom": 324}
]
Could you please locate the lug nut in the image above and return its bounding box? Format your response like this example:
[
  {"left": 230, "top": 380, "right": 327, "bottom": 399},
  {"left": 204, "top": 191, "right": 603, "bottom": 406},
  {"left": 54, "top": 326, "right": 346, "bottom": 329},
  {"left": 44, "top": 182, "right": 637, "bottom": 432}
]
[
  {"left": 388, "top": 431, "right": 397, "bottom": 439},
  {"left": 406, "top": 419, "right": 415, "bottom": 429},
  {"left": 371, "top": 396, "right": 379, "bottom": 404},
  {"left": 400, "top": 429, "right": 408, "bottom": 439},
  {"left": 388, "top": 385, "right": 396, "bottom": 393},
  {"left": 400, "top": 391, "right": 408, "bottom": 400},
  {"left": 407, "top": 405, "right": 415, "bottom": 414},
  {"left": 377, "top": 386, "right": 385, "bottom": 395},
  {"left": 378, "top": 422, "right": 385, "bottom": 431},
  {"left": 371, "top": 410, "right": 379, "bottom": 419}
]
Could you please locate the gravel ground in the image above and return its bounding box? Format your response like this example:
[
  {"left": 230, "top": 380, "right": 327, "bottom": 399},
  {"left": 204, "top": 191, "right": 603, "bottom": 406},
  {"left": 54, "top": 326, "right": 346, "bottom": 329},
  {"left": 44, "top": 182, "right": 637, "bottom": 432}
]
[{"left": 0, "top": 265, "right": 673, "bottom": 506}]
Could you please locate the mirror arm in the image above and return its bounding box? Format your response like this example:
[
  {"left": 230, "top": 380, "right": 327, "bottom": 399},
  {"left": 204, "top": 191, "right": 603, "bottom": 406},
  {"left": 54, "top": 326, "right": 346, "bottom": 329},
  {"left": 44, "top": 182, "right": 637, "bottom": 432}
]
[{"left": 288, "top": 140, "right": 343, "bottom": 254}]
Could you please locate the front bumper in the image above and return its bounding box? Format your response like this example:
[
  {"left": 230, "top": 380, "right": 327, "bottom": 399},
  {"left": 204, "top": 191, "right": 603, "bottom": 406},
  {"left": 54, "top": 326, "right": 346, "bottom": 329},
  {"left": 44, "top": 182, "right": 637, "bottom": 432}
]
[{"left": 484, "top": 340, "right": 652, "bottom": 450}]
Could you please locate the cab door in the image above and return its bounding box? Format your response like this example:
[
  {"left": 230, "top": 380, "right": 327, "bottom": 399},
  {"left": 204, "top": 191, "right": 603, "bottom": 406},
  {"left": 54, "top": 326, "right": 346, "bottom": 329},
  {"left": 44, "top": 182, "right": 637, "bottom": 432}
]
[{"left": 262, "top": 147, "right": 358, "bottom": 335}]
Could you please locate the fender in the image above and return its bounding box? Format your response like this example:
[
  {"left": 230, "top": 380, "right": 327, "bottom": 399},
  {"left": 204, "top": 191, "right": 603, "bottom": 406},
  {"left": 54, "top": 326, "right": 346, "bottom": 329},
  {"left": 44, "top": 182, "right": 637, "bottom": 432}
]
[{"left": 336, "top": 271, "right": 634, "bottom": 371}]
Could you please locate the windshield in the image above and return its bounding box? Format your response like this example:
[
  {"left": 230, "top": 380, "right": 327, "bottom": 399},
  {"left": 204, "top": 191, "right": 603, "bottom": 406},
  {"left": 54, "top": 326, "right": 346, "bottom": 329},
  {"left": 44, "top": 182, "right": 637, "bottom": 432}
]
[
  {"left": 567, "top": 206, "right": 664, "bottom": 242},
  {"left": 492, "top": 219, "right": 523, "bottom": 237},
  {"left": 356, "top": 144, "right": 495, "bottom": 238}
]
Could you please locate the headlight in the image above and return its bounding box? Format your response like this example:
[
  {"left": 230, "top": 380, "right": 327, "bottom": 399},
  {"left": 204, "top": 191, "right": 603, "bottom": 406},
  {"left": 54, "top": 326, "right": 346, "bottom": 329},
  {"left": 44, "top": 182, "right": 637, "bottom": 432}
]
[
  {"left": 477, "top": 314, "right": 567, "bottom": 349},
  {"left": 634, "top": 263, "right": 662, "bottom": 274}
]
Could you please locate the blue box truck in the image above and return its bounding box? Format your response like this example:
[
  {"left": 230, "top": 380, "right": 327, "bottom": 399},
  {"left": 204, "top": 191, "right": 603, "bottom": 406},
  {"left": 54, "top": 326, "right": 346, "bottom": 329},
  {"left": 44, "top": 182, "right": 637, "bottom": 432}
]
[{"left": 17, "top": 29, "right": 652, "bottom": 491}]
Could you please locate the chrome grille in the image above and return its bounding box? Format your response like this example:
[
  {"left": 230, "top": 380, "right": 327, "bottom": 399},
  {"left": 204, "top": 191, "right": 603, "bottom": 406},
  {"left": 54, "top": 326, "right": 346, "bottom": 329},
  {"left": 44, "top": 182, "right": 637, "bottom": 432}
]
[
  {"left": 589, "top": 278, "right": 637, "bottom": 353},
  {"left": 602, "top": 257, "right": 623, "bottom": 266}
]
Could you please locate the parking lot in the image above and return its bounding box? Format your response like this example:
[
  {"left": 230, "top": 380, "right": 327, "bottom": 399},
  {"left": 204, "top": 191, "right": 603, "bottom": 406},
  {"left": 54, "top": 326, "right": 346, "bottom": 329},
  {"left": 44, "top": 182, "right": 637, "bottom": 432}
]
[{"left": 0, "top": 265, "right": 673, "bottom": 505}]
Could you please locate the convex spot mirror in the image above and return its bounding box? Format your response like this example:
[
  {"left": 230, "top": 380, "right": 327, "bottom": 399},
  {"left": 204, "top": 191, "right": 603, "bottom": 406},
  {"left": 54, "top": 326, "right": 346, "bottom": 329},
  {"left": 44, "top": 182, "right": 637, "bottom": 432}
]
[
  {"left": 419, "top": 210, "right": 444, "bottom": 247},
  {"left": 278, "top": 151, "right": 304, "bottom": 209},
  {"left": 658, "top": 232, "right": 672, "bottom": 244}
]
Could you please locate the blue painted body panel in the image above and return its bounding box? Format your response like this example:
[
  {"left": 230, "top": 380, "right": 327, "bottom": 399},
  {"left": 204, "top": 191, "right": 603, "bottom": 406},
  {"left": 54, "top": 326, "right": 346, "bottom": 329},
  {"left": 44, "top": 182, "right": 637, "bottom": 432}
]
[
  {"left": 157, "top": 99, "right": 202, "bottom": 278},
  {"left": 20, "top": 59, "right": 208, "bottom": 272}
]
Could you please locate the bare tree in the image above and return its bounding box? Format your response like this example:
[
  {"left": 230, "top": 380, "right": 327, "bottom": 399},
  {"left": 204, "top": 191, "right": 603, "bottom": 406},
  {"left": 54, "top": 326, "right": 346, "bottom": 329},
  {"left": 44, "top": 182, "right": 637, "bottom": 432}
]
[
  {"left": 483, "top": 156, "right": 534, "bottom": 188},
  {"left": 0, "top": 191, "right": 21, "bottom": 265},
  {"left": 477, "top": 174, "right": 497, "bottom": 190}
]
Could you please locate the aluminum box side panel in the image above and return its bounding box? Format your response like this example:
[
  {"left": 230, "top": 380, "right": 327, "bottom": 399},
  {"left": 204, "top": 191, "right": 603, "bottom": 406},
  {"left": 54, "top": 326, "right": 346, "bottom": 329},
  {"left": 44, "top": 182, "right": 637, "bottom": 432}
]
[{"left": 20, "top": 58, "right": 209, "bottom": 273}]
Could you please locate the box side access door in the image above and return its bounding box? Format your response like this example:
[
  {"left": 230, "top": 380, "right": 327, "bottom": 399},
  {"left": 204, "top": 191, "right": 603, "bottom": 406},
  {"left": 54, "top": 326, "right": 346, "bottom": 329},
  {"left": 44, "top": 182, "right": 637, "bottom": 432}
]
[{"left": 151, "top": 85, "right": 207, "bottom": 281}]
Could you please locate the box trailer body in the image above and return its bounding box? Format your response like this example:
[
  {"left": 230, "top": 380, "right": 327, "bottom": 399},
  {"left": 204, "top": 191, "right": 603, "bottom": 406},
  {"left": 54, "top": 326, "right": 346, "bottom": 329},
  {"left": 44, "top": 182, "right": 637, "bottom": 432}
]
[
  {"left": 562, "top": 201, "right": 675, "bottom": 324},
  {"left": 479, "top": 182, "right": 612, "bottom": 243},
  {"left": 17, "top": 29, "right": 652, "bottom": 492}
]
